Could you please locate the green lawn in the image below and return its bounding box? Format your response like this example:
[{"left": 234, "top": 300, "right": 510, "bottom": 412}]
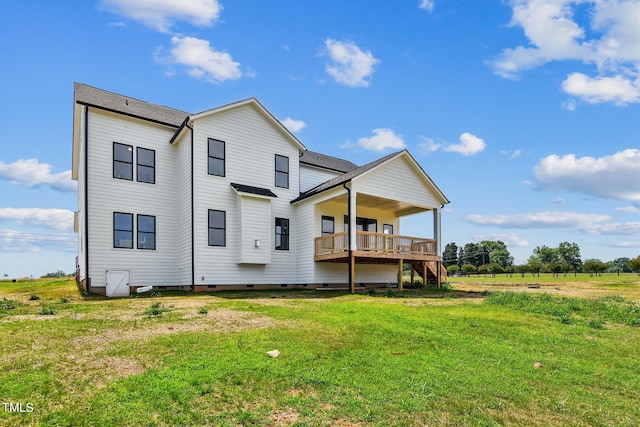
[{"left": 1, "top": 278, "right": 639, "bottom": 426}]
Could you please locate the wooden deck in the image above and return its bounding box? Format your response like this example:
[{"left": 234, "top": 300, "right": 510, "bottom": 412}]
[{"left": 315, "top": 231, "right": 440, "bottom": 263}]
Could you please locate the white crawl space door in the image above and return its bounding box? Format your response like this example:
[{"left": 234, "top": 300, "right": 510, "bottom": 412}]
[{"left": 106, "top": 270, "right": 130, "bottom": 297}]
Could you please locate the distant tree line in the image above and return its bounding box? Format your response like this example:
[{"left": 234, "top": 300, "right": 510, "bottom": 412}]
[
  {"left": 40, "top": 270, "right": 75, "bottom": 278},
  {"left": 443, "top": 241, "right": 640, "bottom": 277}
]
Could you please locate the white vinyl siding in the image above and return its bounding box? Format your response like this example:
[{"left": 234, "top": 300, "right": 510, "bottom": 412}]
[
  {"left": 85, "top": 109, "right": 181, "bottom": 288},
  {"left": 299, "top": 165, "right": 340, "bottom": 193},
  {"left": 191, "top": 103, "right": 299, "bottom": 286},
  {"left": 354, "top": 156, "right": 441, "bottom": 209}
]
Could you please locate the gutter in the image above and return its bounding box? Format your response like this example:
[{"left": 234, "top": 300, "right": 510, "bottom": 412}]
[
  {"left": 84, "top": 106, "right": 90, "bottom": 294},
  {"left": 186, "top": 121, "right": 195, "bottom": 292}
]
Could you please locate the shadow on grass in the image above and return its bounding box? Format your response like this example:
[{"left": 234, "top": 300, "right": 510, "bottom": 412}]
[{"left": 84, "top": 287, "right": 488, "bottom": 301}]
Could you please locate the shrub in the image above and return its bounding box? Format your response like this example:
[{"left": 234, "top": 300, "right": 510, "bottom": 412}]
[
  {"left": 39, "top": 307, "right": 57, "bottom": 315},
  {"left": 1, "top": 298, "right": 24, "bottom": 311},
  {"left": 144, "top": 302, "right": 170, "bottom": 316},
  {"left": 198, "top": 307, "right": 208, "bottom": 315},
  {"left": 28, "top": 295, "right": 41, "bottom": 301}
]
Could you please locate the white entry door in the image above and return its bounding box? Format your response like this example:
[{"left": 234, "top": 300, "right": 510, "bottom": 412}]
[{"left": 106, "top": 270, "right": 130, "bottom": 297}]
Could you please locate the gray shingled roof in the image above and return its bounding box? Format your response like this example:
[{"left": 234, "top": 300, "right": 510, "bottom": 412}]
[
  {"left": 231, "top": 183, "right": 277, "bottom": 197},
  {"left": 300, "top": 150, "right": 359, "bottom": 173},
  {"left": 291, "top": 150, "right": 404, "bottom": 203},
  {"left": 74, "top": 82, "right": 188, "bottom": 127}
]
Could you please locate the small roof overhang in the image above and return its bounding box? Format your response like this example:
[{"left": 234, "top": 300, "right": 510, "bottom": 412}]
[{"left": 231, "top": 183, "right": 278, "bottom": 198}]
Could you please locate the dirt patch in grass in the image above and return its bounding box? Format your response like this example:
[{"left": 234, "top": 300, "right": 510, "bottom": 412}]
[
  {"left": 72, "top": 309, "right": 275, "bottom": 349},
  {"left": 269, "top": 410, "right": 300, "bottom": 426}
]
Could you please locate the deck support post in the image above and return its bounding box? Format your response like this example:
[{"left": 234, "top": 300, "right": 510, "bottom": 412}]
[
  {"left": 436, "top": 260, "right": 441, "bottom": 288},
  {"left": 398, "top": 259, "right": 403, "bottom": 291},
  {"left": 410, "top": 265, "right": 414, "bottom": 284},
  {"left": 423, "top": 263, "right": 427, "bottom": 287}
]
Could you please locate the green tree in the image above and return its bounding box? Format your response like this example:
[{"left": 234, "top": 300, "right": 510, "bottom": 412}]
[
  {"left": 557, "top": 242, "right": 582, "bottom": 273},
  {"left": 40, "top": 270, "right": 68, "bottom": 278},
  {"left": 583, "top": 259, "right": 607, "bottom": 277},
  {"left": 531, "top": 245, "right": 560, "bottom": 265},
  {"left": 628, "top": 256, "right": 640, "bottom": 274},
  {"left": 487, "top": 263, "right": 504, "bottom": 278},
  {"left": 610, "top": 257, "right": 632, "bottom": 273},
  {"left": 526, "top": 259, "right": 543, "bottom": 277},
  {"left": 461, "top": 264, "right": 477, "bottom": 275},
  {"left": 442, "top": 242, "right": 458, "bottom": 267},
  {"left": 447, "top": 265, "right": 460, "bottom": 275}
]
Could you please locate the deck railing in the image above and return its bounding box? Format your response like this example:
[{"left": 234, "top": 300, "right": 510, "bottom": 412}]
[{"left": 315, "top": 231, "right": 436, "bottom": 257}]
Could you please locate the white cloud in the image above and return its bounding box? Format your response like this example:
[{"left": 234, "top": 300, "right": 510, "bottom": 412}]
[
  {"left": 616, "top": 205, "right": 640, "bottom": 213},
  {"left": 356, "top": 128, "right": 406, "bottom": 152},
  {"left": 324, "top": 38, "right": 380, "bottom": 88},
  {"left": 0, "top": 159, "right": 76, "bottom": 192},
  {"left": 417, "top": 137, "right": 442, "bottom": 155},
  {"left": 465, "top": 211, "right": 611, "bottom": 229},
  {"left": 0, "top": 208, "right": 74, "bottom": 232},
  {"left": 281, "top": 117, "right": 306, "bottom": 133},
  {"left": 443, "top": 133, "right": 486, "bottom": 156},
  {"left": 604, "top": 240, "right": 640, "bottom": 248},
  {"left": 582, "top": 221, "right": 640, "bottom": 235},
  {"left": 0, "top": 229, "right": 76, "bottom": 253},
  {"left": 419, "top": 0, "right": 435, "bottom": 12},
  {"left": 500, "top": 149, "right": 523, "bottom": 159},
  {"left": 100, "top": 0, "right": 222, "bottom": 32},
  {"left": 561, "top": 72, "right": 640, "bottom": 105},
  {"left": 157, "top": 36, "right": 242, "bottom": 83},
  {"left": 490, "top": 0, "right": 640, "bottom": 106},
  {"left": 474, "top": 232, "right": 530, "bottom": 247},
  {"left": 533, "top": 149, "right": 640, "bottom": 205}
]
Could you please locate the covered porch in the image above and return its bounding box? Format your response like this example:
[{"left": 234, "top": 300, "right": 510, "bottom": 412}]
[{"left": 314, "top": 230, "right": 445, "bottom": 290}]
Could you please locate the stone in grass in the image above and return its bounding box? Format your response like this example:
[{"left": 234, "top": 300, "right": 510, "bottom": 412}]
[
  {"left": 266, "top": 350, "right": 280, "bottom": 358},
  {"left": 533, "top": 362, "right": 543, "bottom": 369}
]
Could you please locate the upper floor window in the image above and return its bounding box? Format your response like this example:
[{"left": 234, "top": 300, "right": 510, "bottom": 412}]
[
  {"left": 208, "top": 138, "right": 225, "bottom": 177},
  {"left": 113, "top": 142, "right": 133, "bottom": 180},
  {"left": 137, "top": 215, "right": 156, "bottom": 250},
  {"left": 137, "top": 147, "right": 155, "bottom": 184},
  {"left": 208, "top": 209, "right": 226, "bottom": 246},
  {"left": 321, "top": 216, "right": 335, "bottom": 236},
  {"left": 113, "top": 212, "right": 133, "bottom": 248},
  {"left": 275, "top": 218, "right": 289, "bottom": 250},
  {"left": 275, "top": 154, "right": 289, "bottom": 188}
]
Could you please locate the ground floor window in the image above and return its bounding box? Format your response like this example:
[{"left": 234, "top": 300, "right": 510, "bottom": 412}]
[
  {"left": 321, "top": 216, "right": 334, "bottom": 236},
  {"left": 275, "top": 218, "right": 289, "bottom": 250},
  {"left": 208, "top": 209, "right": 226, "bottom": 246},
  {"left": 137, "top": 215, "right": 156, "bottom": 250},
  {"left": 344, "top": 216, "right": 377, "bottom": 232},
  {"left": 113, "top": 212, "right": 133, "bottom": 248}
]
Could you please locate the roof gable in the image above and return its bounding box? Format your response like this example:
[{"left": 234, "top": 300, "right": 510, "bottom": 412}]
[
  {"left": 292, "top": 150, "right": 449, "bottom": 205},
  {"left": 185, "top": 98, "right": 306, "bottom": 152}
]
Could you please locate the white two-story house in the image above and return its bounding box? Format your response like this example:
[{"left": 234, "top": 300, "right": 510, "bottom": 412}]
[{"left": 72, "top": 83, "right": 449, "bottom": 296}]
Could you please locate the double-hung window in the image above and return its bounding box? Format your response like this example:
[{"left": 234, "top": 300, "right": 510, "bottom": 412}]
[
  {"left": 208, "top": 138, "right": 225, "bottom": 177},
  {"left": 113, "top": 212, "right": 133, "bottom": 248},
  {"left": 321, "top": 216, "right": 335, "bottom": 236},
  {"left": 275, "top": 218, "right": 289, "bottom": 250},
  {"left": 275, "top": 154, "right": 289, "bottom": 188},
  {"left": 136, "top": 147, "right": 155, "bottom": 184},
  {"left": 208, "top": 210, "right": 226, "bottom": 246},
  {"left": 113, "top": 143, "right": 133, "bottom": 180},
  {"left": 137, "top": 215, "right": 156, "bottom": 250}
]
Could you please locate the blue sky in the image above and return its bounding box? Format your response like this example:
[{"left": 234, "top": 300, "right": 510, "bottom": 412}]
[{"left": 0, "top": 0, "right": 638, "bottom": 278}]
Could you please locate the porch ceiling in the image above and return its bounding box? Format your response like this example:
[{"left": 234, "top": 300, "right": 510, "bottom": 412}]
[{"left": 318, "top": 193, "right": 431, "bottom": 217}]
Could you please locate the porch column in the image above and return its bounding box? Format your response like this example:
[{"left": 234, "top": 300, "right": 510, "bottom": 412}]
[
  {"left": 433, "top": 207, "right": 442, "bottom": 257},
  {"left": 349, "top": 190, "right": 357, "bottom": 251},
  {"left": 398, "top": 259, "right": 403, "bottom": 291},
  {"left": 348, "top": 186, "right": 357, "bottom": 293}
]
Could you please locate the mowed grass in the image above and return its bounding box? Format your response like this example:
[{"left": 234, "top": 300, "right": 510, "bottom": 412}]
[{"left": 1, "top": 278, "right": 639, "bottom": 426}]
